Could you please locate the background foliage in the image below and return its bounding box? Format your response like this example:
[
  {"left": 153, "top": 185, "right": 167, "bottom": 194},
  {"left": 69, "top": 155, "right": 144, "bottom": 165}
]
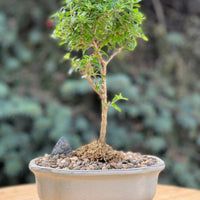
[{"left": 0, "top": 0, "right": 200, "bottom": 188}]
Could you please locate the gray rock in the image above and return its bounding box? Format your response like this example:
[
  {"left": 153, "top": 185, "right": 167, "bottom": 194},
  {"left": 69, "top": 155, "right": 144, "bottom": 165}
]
[{"left": 50, "top": 137, "right": 72, "bottom": 157}]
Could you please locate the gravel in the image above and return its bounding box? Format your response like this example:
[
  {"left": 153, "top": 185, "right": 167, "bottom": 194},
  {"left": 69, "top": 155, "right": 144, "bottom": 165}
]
[{"left": 35, "top": 151, "right": 158, "bottom": 170}]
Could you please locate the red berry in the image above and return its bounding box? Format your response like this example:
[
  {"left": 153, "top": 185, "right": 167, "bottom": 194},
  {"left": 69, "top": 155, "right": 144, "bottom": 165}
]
[{"left": 45, "top": 19, "right": 54, "bottom": 28}]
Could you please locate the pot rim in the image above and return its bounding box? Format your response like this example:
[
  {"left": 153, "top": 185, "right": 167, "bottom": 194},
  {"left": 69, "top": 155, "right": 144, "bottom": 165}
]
[{"left": 29, "top": 155, "right": 165, "bottom": 176}]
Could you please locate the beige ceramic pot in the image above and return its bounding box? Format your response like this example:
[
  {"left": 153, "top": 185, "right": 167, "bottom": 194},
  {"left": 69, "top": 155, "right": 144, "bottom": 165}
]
[{"left": 29, "top": 155, "right": 165, "bottom": 200}]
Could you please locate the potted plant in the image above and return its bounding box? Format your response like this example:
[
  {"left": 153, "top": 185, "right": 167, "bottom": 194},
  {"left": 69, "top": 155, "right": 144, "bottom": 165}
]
[{"left": 29, "top": 0, "right": 165, "bottom": 200}]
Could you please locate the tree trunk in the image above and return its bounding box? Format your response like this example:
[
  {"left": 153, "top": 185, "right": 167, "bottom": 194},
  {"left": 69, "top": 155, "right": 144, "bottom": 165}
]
[
  {"left": 99, "top": 98, "right": 108, "bottom": 144},
  {"left": 98, "top": 79, "right": 108, "bottom": 144}
]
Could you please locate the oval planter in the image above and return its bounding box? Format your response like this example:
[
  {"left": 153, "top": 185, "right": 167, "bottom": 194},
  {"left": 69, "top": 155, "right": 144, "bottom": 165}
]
[{"left": 29, "top": 155, "right": 164, "bottom": 200}]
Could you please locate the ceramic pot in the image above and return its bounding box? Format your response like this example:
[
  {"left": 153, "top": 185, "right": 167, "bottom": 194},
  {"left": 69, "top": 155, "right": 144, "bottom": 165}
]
[{"left": 29, "top": 155, "right": 165, "bottom": 200}]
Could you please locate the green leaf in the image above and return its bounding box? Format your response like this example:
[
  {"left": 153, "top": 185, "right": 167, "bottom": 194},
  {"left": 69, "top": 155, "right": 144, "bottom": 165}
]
[
  {"left": 112, "top": 93, "right": 128, "bottom": 104},
  {"left": 110, "top": 93, "right": 128, "bottom": 112},
  {"left": 94, "top": 73, "right": 106, "bottom": 78},
  {"left": 142, "top": 35, "right": 149, "bottom": 41},
  {"left": 100, "top": 74, "right": 106, "bottom": 78},
  {"left": 99, "top": 80, "right": 104, "bottom": 84},
  {"left": 111, "top": 103, "right": 121, "bottom": 112},
  {"left": 95, "top": 85, "right": 100, "bottom": 91},
  {"left": 92, "top": 55, "right": 101, "bottom": 58},
  {"left": 64, "top": 53, "right": 70, "bottom": 59},
  {"left": 100, "top": 49, "right": 109, "bottom": 58}
]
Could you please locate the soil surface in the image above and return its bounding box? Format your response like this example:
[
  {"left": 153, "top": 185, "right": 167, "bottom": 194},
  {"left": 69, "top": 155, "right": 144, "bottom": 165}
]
[{"left": 36, "top": 141, "right": 158, "bottom": 170}]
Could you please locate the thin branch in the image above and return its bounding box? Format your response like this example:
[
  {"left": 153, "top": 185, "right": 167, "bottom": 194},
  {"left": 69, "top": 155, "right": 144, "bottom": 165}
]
[
  {"left": 99, "top": 55, "right": 107, "bottom": 72},
  {"left": 92, "top": 40, "right": 106, "bottom": 74},
  {"left": 64, "top": 22, "right": 75, "bottom": 29},
  {"left": 94, "top": 75, "right": 104, "bottom": 93},
  {"left": 91, "top": 66, "right": 104, "bottom": 94},
  {"left": 95, "top": 10, "right": 113, "bottom": 26},
  {"left": 82, "top": 64, "right": 102, "bottom": 97},
  {"left": 94, "top": 24, "right": 98, "bottom": 35},
  {"left": 85, "top": 76, "right": 101, "bottom": 97},
  {"left": 105, "top": 48, "right": 122, "bottom": 66},
  {"left": 117, "top": 13, "right": 126, "bottom": 30}
]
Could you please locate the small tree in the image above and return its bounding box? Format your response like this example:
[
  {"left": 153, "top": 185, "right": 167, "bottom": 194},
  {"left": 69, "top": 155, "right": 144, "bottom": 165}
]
[{"left": 52, "top": 0, "right": 147, "bottom": 145}]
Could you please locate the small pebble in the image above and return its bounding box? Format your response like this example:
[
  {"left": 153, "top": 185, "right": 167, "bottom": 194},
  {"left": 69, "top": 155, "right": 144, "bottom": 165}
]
[
  {"left": 36, "top": 150, "right": 158, "bottom": 170},
  {"left": 70, "top": 156, "right": 78, "bottom": 162},
  {"left": 89, "top": 165, "right": 94, "bottom": 170},
  {"left": 102, "top": 166, "right": 107, "bottom": 170},
  {"left": 83, "top": 158, "right": 89, "bottom": 164},
  {"left": 116, "top": 162, "right": 123, "bottom": 169},
  {"left": 73, "top": 166, "right": 81, "bottom": 170}
]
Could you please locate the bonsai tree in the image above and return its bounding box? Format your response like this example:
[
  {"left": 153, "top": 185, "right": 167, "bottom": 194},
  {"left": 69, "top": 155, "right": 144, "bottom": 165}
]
[
  {"left": 30, "top": 4, "right": 164, "bottom": 199},
  {"left": 52, "top": 0, "right": 147, "bottom": 158}
]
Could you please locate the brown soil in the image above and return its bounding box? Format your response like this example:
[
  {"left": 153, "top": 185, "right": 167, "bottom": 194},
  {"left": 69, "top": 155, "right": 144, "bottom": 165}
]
[
  {"left": 74, "top": 140, "right": 125, "bottom": 162},
  {"left": 35, "top": 140, "right": 159, "bottom": 170}
]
